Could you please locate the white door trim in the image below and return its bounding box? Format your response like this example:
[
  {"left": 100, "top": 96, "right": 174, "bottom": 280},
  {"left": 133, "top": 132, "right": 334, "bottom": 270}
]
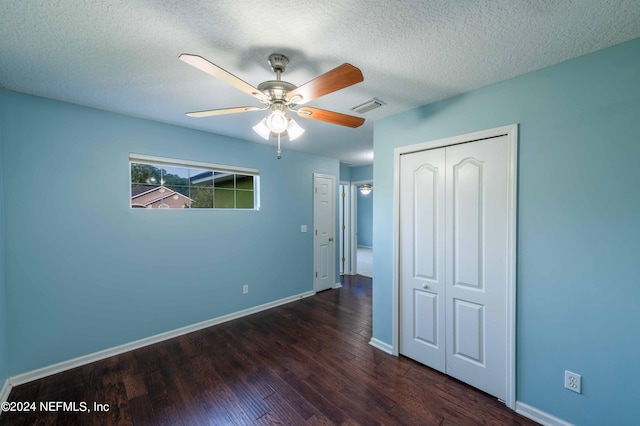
[
  {"left": 350, "top": 179, "right": 373, "bottom": 275},
  {"left": 338, "top": 182, "right": 360, "bottom": 276},
  {"left": 339, "top": 183, "right": 347, "bottom": 275},
  {"left": 391, "top": 124, "right": 518, "bottom": 409},
  {"left": 338, "top": 182, "right": 359, "bottom": 276},
  {"left": 349, "top": 183, "right": 358, "bottom": 274},
  {"left": 340, "top": 182, "right": 358, "bottom": 275}
]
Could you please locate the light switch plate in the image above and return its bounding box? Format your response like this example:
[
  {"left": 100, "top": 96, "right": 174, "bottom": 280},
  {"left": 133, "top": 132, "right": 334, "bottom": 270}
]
[{"left": 301, "top": 225, "right": 307, "bottom": 232}]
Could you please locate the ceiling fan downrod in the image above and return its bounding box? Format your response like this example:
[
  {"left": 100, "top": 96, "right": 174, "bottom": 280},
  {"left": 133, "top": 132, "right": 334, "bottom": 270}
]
[
  {"left": 258, "top": 54, "right": 297, "bottom": 106},
  {"left": 268, "top": 53, "right": 289, "bottom": 80}
]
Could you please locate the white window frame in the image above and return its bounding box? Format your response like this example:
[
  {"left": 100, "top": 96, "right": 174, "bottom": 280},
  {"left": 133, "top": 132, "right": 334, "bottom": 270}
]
[{"left": 129, "top": 153, "right": 260, "bottom": 210}]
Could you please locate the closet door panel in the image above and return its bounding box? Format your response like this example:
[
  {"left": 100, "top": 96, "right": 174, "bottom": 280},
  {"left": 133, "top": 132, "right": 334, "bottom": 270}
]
[
  {"left": 399, "top": 148, "right": 446, "bottom": 372},
  {"left": 445, "top": 136, "right": 509, "bottom": 401}
]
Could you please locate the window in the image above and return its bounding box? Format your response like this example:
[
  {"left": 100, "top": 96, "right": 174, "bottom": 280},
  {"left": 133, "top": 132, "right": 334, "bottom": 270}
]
[{"left": 130, "top": 154, "right": 259, "bottom": 210}]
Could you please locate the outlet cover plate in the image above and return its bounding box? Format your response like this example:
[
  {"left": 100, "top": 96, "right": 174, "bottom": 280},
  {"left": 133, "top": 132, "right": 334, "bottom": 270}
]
[{"left": 565, "top": 370, "right": 581, "bottom": 393}]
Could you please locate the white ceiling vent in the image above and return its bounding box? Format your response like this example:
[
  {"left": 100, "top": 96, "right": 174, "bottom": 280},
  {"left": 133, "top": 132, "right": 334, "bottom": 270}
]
[{"left": 351, "top": 98, "right": 386, "bottom": 114}]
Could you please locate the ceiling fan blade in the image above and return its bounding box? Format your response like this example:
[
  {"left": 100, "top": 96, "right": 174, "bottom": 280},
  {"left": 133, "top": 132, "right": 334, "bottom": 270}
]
[
  {"left": 186, "top": 106, "right": 262, "bottom": 118},
  {"left": 296, "top": 107, "right": 365, "bottom": 128},
  {"left": 179, "top": 54, "right": 269, "bottom": 102},
  {"left": 287, "top": 64, "right": 364, "bottom": 104}
]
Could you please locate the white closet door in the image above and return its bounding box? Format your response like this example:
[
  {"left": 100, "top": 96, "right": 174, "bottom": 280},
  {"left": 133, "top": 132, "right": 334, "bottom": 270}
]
[
  {"left": 399, "top": 135, "right": 510, "bottom": 401},
  {"left": 445, "top": 136, "right": 509, "bottom": 400},
  {"left": 399, "top": 148, "right": 446, "bottom": 372}
]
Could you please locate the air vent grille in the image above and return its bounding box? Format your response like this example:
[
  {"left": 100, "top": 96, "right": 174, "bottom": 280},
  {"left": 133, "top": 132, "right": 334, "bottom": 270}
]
[{"left": 351, "top": 98, "right": 386, "bottom": 114}]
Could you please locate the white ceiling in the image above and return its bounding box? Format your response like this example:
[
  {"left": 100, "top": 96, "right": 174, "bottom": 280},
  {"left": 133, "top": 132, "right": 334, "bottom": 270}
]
[{"left": 1, "top": 1, "right": 639, "bottom": 166}]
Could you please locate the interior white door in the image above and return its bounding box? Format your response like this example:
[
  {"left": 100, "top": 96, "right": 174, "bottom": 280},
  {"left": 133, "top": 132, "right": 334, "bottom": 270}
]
[
  {"left": 399, "top": 135, "right": 510, "bottom": 401},
  {"left": 314, "top": 174, "right": 335, "bottom": 292},
  {"left": 444, "top": 136, "right": 509, "bottom": 400},
  {"left": 399, "top": 148, "right": 447, "bottom": 373}
]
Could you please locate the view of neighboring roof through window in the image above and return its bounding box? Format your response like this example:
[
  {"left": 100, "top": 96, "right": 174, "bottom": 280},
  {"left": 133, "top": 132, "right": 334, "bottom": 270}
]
[{"left": 129, "top": 154, "right": 259, "bottom": 210}]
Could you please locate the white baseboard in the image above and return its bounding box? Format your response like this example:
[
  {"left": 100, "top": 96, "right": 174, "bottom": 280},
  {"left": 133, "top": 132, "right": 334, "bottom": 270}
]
[
  {"left": 516, "top": 401, "right": 573, "bottom": 426},
  {"left": 334, "top": 282, "right": 343, "bottom": 289},
  {"left": 0, "top": 378, "right": 11, "bottom": 418},
  {"left": 0, "top": 379, "right": 11, "bottom": 404},
  {"left": 369, "top": 338, "right": 394, "bottom": 355},
  {"left": 10, "top": 290, "right": 316, "bottom": 387}
]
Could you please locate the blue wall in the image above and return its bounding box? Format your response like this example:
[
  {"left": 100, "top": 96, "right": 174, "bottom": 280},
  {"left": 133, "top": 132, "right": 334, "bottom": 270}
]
[
  {"left": 373, "top": 38, "right": 640, "bottom": 425},
  {"left": 0, "top": 90, "right": 339, "bottom": 376},
  {"left": 339, "top": 163, "right": 351, "bottom": 182},
  {"left": 0, "top": 122, "right": 8, "bottom": 388},
  {"left": 356, "top": 189, "right": 373, "bottom": 247},
  {"left": 350, "top": 164, "right": 372, "bottom": 182}
]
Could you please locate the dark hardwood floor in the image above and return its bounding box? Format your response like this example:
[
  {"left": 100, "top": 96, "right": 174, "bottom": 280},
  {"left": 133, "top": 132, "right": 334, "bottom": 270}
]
[{"left": 1, "top": 275, "right": 537, "bottom": 425}]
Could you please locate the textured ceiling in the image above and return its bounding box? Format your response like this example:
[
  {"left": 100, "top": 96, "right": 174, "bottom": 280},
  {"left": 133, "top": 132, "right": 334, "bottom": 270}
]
[{"left": 1, "top": 1, "right": 639, "bottom": 166}]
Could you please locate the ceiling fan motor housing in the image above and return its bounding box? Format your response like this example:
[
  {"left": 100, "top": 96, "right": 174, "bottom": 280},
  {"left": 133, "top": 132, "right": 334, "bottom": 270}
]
[
  {"left": 258, "top": 80, "right": 296, "bottom": 101},
  {"left": 268, "top": 53, "right": 289, "bottom": 73},
  {"left": 259, "top": 54, "right": 296, "bottom": 101}
]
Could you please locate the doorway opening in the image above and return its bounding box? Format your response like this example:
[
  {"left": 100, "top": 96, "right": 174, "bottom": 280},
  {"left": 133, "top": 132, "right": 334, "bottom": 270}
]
[{"left": 339, "top": 180, "right": 373, "bottom": 278}]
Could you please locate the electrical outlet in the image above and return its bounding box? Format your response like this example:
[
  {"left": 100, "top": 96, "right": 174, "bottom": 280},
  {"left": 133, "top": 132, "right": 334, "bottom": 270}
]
[
  {"left": 242, "top": 285, "right": 249, "bottom": 294},
  {"left": 565, "top": 370, "right": 581, "bottom": 393}
]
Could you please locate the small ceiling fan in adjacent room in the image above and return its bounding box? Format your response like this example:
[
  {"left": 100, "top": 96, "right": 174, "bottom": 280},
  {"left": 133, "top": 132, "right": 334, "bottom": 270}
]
[{"left": 179, "top": 52, "right": 365, "bottom": 158}]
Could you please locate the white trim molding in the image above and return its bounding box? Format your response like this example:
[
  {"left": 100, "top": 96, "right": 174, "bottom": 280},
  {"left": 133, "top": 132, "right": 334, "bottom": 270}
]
[
  {"left": 516, "top": 402, "right": 574, "bottom": 426},
  {"left": 129, "top": 153, "right": 259, "bottom": 176},
  {"left": 9, "top": 291, "right": 315, "bottom": 387},
  {"left": 333, "top": 282, "right": 343, "bottom": 289},
  {"left": 369, "top": 338, "right": 394, "bottom": 355},
  {"left": 0, "top": 379, "right": 11, "bottom": 405},
  {"left": 391, "top": 124, "right": 519, "bottom": 409}
]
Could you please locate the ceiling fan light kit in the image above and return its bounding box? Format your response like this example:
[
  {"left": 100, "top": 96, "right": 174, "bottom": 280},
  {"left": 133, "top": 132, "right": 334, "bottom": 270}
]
[
  {"left": 266, "top": 109, "right": 288, "bottom": 133},
  {"left": 252, "top": 118, "right": 271, "bottom": 140},
  {"left": 286, "top": 118, "right": 305, "bottom": 140},
  {"left": 359, "top": 184, "right": 373, "bottom": 195},
  {"left": 179, "top": 52, "right": 365, "bottom": 158}
]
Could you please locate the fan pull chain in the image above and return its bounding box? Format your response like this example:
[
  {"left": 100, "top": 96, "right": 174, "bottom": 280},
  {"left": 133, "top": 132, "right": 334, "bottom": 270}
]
[{"left": 277, "top": 133, "right": 282, "bottom": 159}]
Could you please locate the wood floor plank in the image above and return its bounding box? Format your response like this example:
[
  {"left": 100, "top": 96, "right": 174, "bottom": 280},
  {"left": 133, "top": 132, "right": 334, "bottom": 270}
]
[
  {"left": 127, "top": 394, "right": 159, "bottom": 426},
  {"left": 186, "top": 355, "right": 239, "bottom": 425},
  {"left": 261, "top": 392, "right": 307, "bottom": 425},
  {"left": 278, "top": 370, "right": 351, "bottom": 425},
  {"left": 0, "top": 275, "right": 538, "bottom": 426},
  {"left": 142, "top": 370, "right": 185, "bottom": 425}
]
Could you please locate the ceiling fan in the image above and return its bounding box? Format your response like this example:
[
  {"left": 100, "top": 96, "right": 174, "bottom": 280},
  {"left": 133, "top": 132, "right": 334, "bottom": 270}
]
[{"left": 179, "top": 53, "right": 365, "bottom": 157}]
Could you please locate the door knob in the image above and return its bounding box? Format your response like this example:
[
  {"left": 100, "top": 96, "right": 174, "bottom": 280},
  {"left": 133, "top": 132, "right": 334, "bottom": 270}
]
[
  {"left": 328, "top": 237, "right": 334, "bottom": 242},
  {"left": 422, "top": 284, "right": 429, "bottom": 289}
]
